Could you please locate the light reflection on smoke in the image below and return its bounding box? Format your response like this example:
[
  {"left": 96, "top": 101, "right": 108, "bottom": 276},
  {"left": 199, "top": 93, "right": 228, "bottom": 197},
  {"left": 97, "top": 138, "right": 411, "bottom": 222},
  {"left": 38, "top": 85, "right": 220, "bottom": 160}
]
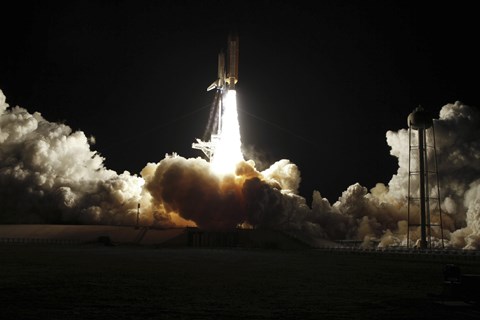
[{"left": 1, "top": 89, "right": 480, "bottom": 249}]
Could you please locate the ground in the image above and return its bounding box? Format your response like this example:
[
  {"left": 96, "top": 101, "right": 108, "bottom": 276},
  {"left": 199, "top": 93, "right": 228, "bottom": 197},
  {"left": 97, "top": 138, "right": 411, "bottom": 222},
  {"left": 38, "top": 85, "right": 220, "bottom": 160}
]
[{"left": 1, "top": 244, "right": 480, "bottom": 319}]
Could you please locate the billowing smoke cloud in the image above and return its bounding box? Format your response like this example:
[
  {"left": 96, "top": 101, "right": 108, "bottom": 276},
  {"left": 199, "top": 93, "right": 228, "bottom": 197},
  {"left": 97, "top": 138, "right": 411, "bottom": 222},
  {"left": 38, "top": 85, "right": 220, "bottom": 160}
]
[
  {"left": 0, "top": 90, "right": 145, "bottom": 225},
  {"left": 380, "top": 102, "right": 480, "bottom": 248},
  {"left": 2, "top": 88, "right": 480, "bottom": 249}
]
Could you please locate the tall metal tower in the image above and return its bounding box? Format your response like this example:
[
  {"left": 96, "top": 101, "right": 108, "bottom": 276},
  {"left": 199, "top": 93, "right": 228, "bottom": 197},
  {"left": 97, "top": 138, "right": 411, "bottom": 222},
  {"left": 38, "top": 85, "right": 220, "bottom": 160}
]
[{"left": 406, "top": 106, "right": 444, "bottom": 249}]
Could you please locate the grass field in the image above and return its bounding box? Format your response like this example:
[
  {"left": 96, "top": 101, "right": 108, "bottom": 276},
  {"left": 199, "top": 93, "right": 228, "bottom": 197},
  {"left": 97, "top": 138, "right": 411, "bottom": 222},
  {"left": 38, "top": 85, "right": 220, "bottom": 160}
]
[{"left": 1, "top": 244, "right": 480, "bottom": 319}]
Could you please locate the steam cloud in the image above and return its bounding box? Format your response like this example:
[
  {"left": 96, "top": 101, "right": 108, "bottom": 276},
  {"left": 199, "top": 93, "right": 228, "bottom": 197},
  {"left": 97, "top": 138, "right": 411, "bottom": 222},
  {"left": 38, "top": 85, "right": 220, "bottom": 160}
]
[{"left": 1, "top": 89, "right": 480, "bottom": 249}]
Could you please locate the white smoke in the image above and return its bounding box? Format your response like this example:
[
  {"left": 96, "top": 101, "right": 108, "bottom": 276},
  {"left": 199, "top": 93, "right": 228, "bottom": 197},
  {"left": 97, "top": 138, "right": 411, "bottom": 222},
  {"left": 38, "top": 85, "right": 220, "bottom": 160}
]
[
  {"left": 2, "top": 88, "right": 480, "bottom": 249},
  {"left": 0, "top": 89, "right": 146, "bottom": 224},
  {"left": 388, "top": 102, "right": 480, "bottom": 248}
]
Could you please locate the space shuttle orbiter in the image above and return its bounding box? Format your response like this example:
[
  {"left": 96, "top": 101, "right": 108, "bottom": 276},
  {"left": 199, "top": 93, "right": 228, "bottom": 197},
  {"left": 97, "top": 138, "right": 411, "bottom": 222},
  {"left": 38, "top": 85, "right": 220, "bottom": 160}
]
[
  {"left": 207, "top": 33, "right": 239, "bottom": 92},
  {"left": 207, "top": 51, "right": 226, "bottom": 91}
]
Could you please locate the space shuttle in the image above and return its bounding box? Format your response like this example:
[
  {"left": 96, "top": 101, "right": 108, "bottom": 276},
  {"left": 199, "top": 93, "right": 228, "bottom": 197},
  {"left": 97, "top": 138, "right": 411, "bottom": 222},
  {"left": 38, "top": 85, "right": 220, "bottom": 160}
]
[
  {"left": 193, "top": 33, "right": 239, "bottom": 160},
  {"left": 207, "top": 33, "right": 239, "bottom": 91}
]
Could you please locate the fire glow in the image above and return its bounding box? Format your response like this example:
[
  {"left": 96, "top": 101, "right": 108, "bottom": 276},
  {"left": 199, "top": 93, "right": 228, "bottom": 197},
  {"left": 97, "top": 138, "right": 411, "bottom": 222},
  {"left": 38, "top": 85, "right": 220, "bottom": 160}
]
[{"left": 210, "top": 89, "right": 244, "bottom": 175}]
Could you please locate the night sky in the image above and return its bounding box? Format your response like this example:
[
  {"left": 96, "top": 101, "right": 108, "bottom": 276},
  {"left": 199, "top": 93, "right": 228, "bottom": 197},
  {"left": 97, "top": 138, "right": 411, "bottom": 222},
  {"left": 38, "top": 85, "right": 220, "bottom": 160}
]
[{"left": 1, "top": 0, "right": 478, "bottom": 204}]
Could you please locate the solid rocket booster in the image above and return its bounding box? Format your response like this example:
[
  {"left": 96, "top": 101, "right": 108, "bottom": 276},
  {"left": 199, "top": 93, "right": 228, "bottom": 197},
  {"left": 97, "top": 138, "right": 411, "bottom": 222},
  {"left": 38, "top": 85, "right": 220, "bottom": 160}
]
[
  {"left": 207, "top": 33, "right": 239, "bottom": 91},
  {"left": 226, "top": 33, "right": 239, "bottom": 89}
]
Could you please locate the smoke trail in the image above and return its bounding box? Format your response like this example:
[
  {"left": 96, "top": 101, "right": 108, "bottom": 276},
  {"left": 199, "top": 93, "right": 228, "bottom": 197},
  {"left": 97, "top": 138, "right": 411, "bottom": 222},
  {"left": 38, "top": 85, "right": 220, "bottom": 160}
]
[{"left": 202, "top": 91, "right": 221, "bottom": 141}]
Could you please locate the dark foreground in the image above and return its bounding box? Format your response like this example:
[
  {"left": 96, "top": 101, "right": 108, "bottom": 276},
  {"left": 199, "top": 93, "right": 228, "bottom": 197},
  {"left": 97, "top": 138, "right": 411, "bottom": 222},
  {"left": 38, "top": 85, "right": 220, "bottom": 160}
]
[{"left": 1, "top": 244, "right": 480, "bottom": 320}]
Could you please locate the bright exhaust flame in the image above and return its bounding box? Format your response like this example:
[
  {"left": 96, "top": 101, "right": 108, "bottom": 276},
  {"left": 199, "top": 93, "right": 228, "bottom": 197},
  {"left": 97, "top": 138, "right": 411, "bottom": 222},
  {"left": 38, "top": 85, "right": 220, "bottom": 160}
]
[{"left": 210, "top": 89, "right": 244, "bottom": 175}]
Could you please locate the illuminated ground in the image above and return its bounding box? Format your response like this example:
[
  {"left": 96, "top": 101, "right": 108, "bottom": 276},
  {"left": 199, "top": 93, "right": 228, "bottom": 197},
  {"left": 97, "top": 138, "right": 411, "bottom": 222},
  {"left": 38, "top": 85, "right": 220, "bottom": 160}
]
[{"left": 2, "top": 245, "right": 480, "bottom": 319}]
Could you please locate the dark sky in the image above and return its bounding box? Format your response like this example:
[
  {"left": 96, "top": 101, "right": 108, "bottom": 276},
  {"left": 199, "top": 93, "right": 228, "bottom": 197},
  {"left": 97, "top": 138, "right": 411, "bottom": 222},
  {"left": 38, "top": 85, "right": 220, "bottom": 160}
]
[{"left": 1, "top": 0, "right": 478, "bottom": 204}]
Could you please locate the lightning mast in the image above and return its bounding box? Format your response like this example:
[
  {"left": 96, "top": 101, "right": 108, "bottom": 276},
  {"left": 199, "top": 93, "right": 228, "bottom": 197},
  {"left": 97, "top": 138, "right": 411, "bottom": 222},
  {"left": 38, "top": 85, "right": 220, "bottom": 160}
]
[{"left": 406, "top": 106, "right": 444, "bottom": 249}]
